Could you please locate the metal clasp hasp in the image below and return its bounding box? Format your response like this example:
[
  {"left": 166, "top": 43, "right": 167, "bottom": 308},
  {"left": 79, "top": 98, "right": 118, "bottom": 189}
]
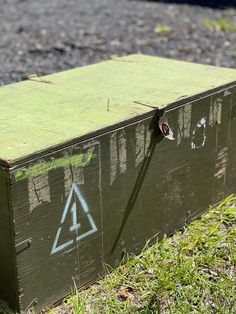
[
  {"left": 133, "top": 101, "right": 174, "bottom": 141},
  {"left": 158, "top": 115, "right": 175, "bottom": 141}
]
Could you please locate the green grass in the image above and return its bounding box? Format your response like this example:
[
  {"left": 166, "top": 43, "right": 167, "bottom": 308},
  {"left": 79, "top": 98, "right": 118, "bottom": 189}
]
[
  {"left": 203, "top": 18, "right": 236, "bottom": 32},
  {"left": 0, "top": 301, "right": 14, "bottom": 314},
  {"left": 2, "top": 196, "right": 236, "bottom": 313},
  {"left": 62, "top": 195, "right": 236, "bottom": 314},
  {"left": 153, "top": 24, "right": 172, "bottom": 34}
]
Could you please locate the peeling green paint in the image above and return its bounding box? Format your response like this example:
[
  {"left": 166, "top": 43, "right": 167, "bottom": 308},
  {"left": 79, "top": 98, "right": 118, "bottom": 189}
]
[{"left": 13, "top": 147, "right": 95, "bottom": 182}]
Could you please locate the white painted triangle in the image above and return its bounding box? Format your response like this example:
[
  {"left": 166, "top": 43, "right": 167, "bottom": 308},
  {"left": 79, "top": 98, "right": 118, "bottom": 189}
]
[{"left": 51, "top": 183, "right": 97, "bottom": 255}]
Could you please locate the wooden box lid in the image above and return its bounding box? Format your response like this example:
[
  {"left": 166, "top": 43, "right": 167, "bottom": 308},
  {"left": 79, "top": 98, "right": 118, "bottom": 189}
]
[{"left": 0, "top": 54, "right": 235, "bottom": 166}]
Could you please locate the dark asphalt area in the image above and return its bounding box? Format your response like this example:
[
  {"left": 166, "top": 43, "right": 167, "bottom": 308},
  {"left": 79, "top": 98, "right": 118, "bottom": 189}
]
[{"left": 0, "top": 0, "right": 235, "bottom": 86}]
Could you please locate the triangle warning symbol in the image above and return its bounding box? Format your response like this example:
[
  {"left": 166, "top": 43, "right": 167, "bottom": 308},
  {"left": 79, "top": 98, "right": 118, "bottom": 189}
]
[{"left": 51, "top": 183, "right": 97, "bottom": 254}]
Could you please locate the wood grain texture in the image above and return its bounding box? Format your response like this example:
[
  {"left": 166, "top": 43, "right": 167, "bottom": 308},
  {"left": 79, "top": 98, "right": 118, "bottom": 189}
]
[
  {"left": 9, "top": 85, "right": 236, "bottom": 312},
  {"left": 0, "top": 54, "right": 235, "bottom": 164}
]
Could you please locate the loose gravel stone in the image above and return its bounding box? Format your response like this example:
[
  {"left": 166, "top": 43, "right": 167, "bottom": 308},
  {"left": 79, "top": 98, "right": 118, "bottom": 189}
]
[{"left": 0, "top": 0, "right": 235, "bottom": 86}]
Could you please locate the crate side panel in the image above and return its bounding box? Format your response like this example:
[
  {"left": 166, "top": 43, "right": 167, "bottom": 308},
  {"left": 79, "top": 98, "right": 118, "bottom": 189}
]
[
  {"left": 0, "top": 170, "right": 17, "bottom": 309},
  {"left": 10, "top": 85, "right": 236, "bottom": 312}
]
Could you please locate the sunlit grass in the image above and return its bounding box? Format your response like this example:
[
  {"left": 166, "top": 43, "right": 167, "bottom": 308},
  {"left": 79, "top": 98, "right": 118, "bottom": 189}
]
[
  {"left": 203, "top": 18, "right": 236, "bottom": 32},
  {"left": 153, "top": 24, "right": 172, "bottom": 34},
  {"left": 65, "top": 195, "right": 236, "bottom": 313},
  {"left": 3, "top": 196, "right": 236, "bottom": 313},
  {"left": 0, "top": 301, "right": 15, "bottom": 314}
]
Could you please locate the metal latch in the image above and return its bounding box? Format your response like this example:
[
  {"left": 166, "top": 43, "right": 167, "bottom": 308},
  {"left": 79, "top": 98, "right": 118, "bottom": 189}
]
[{"left": 158, "top": 116, "right": 175, "bottom": 141}]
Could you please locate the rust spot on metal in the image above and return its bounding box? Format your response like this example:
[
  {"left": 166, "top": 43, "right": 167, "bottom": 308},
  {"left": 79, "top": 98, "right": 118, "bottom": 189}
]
[{"left": 158, "top": 116, "right": 175, "bottom": 140}]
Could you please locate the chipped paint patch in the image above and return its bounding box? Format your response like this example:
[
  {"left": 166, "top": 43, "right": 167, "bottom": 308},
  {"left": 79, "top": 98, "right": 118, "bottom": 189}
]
[
  {"left": 215, "top": 147, "right": 228, "bottom": 179},
  {"left": 209, "top": 97, "right": 222, "bottom": 126},
  {"left": 74, "top": 168, "right": 85, "bottom": 185},
  {"left": 64, "top": 152, "right": 85, "bottom": 195},
  {"left": 110, "top": 130, "right": 127, "bottom": 185},
  {"left": 64, "top": 164, "right": 73, "bottom": 195},
  {"left": 145, "top": 126, "right": 151, "bottom": 156},
  {"left": 135, "top": 122, "right": 145, "bottom": 167},
  {"left": 13, "top": 147, "right": 95, "bottom": 182},
  {"left": 224, "top": 89, "right": 232, "bottom": 97},
  {"left": 110, "top": 132, "right": 118, "bottom": 185},
  {"left": 118, "top": 131, "right": 127, "bottom": 175},
  {"left": 177, "top": 103, "right": 192, "bottom": 146},
  {"left": 28, "top": 172, "right": 51, "bottom": 212}
]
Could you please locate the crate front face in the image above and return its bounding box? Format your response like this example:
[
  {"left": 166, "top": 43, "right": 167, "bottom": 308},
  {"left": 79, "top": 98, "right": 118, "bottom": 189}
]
[{"left": 10, "top": 86, "right": 236, "bottom": 312}]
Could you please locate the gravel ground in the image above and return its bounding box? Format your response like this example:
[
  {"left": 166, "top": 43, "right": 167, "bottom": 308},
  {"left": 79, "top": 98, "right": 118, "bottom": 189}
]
[{"left": 0, "top": 0, "right": 235, "bottom": 86}]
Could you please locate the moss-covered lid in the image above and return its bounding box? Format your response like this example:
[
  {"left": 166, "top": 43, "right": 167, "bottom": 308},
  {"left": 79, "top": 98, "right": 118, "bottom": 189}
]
[{"left": 0, "top": 54, "right": 235, "bottom": 166}]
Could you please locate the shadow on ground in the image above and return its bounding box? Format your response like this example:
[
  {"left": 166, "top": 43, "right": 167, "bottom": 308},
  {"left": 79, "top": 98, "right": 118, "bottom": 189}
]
[{"left": 140, "top": 0, "right": 236, "bottom": 9}]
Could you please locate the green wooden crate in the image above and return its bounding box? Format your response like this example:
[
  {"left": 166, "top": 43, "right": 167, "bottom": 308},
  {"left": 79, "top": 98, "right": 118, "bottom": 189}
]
[{"left": 0, "top": 55, "right": 236, "bottom": 313}]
